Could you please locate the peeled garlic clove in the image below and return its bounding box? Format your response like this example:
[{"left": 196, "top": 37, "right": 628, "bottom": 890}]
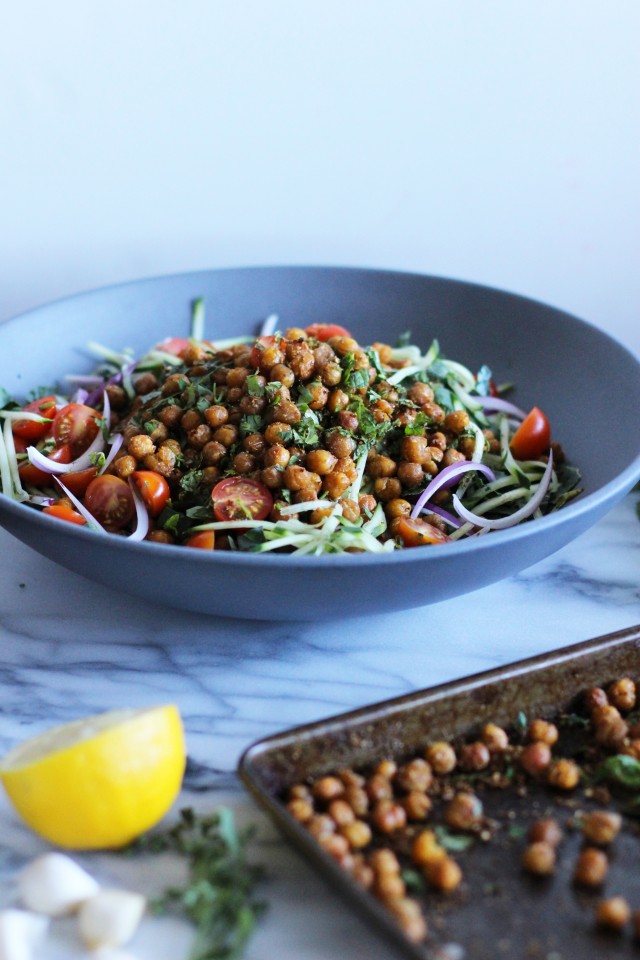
[
  {"left": 18, "top": 852, "right": 99, "bottom": 916},
  {"left": 94, "top": 951, "right": 140, "bottom": 960},
  {"left": 78, "top": 889, "right": 146, "bottom": 950},
  {"left": 0, "top": 909, "right": 49, "bottom": 960}
]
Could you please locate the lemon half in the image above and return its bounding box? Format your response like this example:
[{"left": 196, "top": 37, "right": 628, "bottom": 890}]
[{"left": 0, "top": 705, "right": 186, "bottom": 849}]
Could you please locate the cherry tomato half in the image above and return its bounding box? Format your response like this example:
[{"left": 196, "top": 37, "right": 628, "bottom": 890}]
[
  {"left": 510, "top": 407, "right": 551, "bottom": 460},
  {"left": 155, "top": 337, "right": 215, "bottom": 357},
  {"left": 211, "top": 477, "right": 273, "bottom": 522},
  {"left": 61, "top": 464, "right": 99, "bottom": 496},
  {"left": 131, "top": 470, "right": 171, "bottom": 517},
  {"left": 391, "top": 516, "right": 451, "bottom": 548},
  {"left": 42, "top": 504, "right": 87, "bottom": 526},
  {"left": 18, "top": 444, "right": 72, "bottom": 486},
  {"left": 53, "top": 403, "right": 101, "bottom": 457},
  {"left": 12, "top": 396, "right": 58, "bottom": 441},
  {"left": 83, "top": 475, "right": 135, "bottom": 529},
  {"left": 155, "top": 337, "right": 190, "bottom": 357},
  {"left": 304, "top": 323, "right": 351, "bottom": 341},
  {"left": 184, "top": 530, "right": 216, "bottom": 549}
]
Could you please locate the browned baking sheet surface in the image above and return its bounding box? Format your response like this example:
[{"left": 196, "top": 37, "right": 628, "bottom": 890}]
[{"left": 239, "top": 626, "right": 640, "bottom": 960}]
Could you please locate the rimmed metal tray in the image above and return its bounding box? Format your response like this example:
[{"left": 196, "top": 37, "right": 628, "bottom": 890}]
[{"left": 239, "top": 625, "right": 640, "bottom": 960}]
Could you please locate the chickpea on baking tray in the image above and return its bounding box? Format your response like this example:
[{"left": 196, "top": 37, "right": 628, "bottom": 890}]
[
  {"left": 284, "top": 673, "right": 640, "bottom": 947},
  {"left": 0, "top": 301, "right": 581, "bottom": 551}
]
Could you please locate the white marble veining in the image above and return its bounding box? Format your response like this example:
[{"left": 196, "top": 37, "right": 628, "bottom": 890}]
[{"left": 0, "top": 489, "right": 639, "bottom": 959}]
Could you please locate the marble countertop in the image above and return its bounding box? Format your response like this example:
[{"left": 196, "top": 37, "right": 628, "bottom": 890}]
[{"left": 0, "top": 486, "right": 639, "bottom": 958}]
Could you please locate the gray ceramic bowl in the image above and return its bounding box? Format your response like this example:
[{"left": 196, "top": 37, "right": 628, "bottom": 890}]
[{"left": 1, "top": 266, "right": 639, "bottom": 620}]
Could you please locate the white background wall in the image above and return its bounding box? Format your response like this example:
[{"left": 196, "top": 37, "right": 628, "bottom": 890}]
[{"left": 1, "top": 2, "right": 638, "bottom": 353}]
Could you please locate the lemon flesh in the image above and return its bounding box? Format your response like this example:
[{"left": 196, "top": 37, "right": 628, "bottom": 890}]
[{"left": 0, "top": 705, "right": 186, "bottom": 850}]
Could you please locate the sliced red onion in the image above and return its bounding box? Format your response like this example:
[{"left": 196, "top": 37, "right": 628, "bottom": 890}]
[
  {"left": 127, "top": 478, "right": 151, "bottom": 541},
  {"left": 86, "top": 363, "right": 136, "bottom": 408},
  {"left": 71, "top": 388, "right": 90, "bottom": 404},
  {"left": 410, "top": 461, "right": 496, "bottom": 520},
  {"left": 452, "top": 450, "right": 554, "bottom": 530},
  {"left": 28, "top": 495, "right": 57, "bottom": 507},
  {"left": 416, "top": 502, "right": 463, "bottom": 528},
  {"left": 27, "top": 392, "right": 111, "bottom": 475},
  {"left": 55, "top": 478, "right": 107, "bottom": 532},
  {"left": 480, "top": 397, "right": 527, "bottom": 419}
]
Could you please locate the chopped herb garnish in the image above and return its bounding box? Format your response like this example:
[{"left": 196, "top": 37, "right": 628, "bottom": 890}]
[{"left": 133, "top": 807, "right": 265, "bottom": 960}]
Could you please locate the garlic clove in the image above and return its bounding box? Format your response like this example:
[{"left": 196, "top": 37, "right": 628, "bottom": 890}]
[
  {"left": 77, "top": 889, "right": 146, "bottom": 950},
  {"left": 0, "top": 909, "right": 49, "bottom": 960},
  {"left": 18, "top": 852, "right": 100, "bottom": 916},
  {"left": 93, "top": 951, "right": 141, "bottom": 960}
]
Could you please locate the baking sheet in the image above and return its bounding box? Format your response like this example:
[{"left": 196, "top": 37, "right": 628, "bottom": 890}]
[{"left": 239, "top": 625, "right": 640, "bottom": 960}]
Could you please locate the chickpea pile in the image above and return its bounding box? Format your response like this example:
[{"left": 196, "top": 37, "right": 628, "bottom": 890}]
[
  {"left": 105, "top": 327, "right": 493, "bottom": 547},
  {"left": 284, "top": 673, "right": 640, "bottom": 949}
]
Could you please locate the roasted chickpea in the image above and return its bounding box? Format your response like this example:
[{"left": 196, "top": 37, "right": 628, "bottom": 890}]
[
  {"left": 596, "top": 896, "right": 630, "bottom": 931},
  {"left": 411, "top": 830, "right": 446, "bottom": 869},
  {"left": 444, "top": 792, "right": 483, "bottom": 831},
  {"left": 424, "top": 856, "right": 463, "bottom": 892},
  {"left": 269, "top": 363, "right": 296, "bottom": 388},
  {"left": 340, "top": 819, "right": 372, "bottom": 850},
  {"left": 400, "top": 436, "right": 432, "bottom": 465},
  {"left": 399, "top": 782, "right": 432, "bottom": 817},
  {"left": 305, "top": 449, "right": 338, "bottom": 475},
  {"left": 373, "top": 477, "right": 403, "bottom": 501},
  {"left": 458, "top": 741, "right": 491, "bottom": 772},
  {"left": 574, "top": 846, "right": 608, "bottom": 888},
  {"left": 127, "top": 434, "right": 155, "bottom": 460},
  {"left": 367, "top": 455, "right": 397, "bottom": 478},
  {"left": 397, "top": 461, "right": 424, "bottom": 488},
  {"left": 394, "top": 758, "right": 433, "bottom": 793},
  {"left": 519, "top": 742, "right": 552, "bottom": 777},
  {"left": 481, "top": 723, "right": 509, "bottom": 753},
  {"left": 326, "top": 431, "right": 356, "bottom": 459},
  {"left": 213, "top": 424, "right": 238, "bottom": 447},
  {"left": 312, "top": 776, "right": 345, "bottom": 802},
  {"left": 528, "top": 719, "right": 559, "bottom": 746},
  {"left": 322, "top": 471, "right": 351, "bottom": 499},
  {"left": 387, "top": 898, "right": 428, "bottom": 943},
  {"left": 287, "top": 798, "right": 314, "bottom": 823},
  {"left": 608, "top": 677, "right": 636, "bottom": 712},
  {"left": 365, "top": 774, "right": 394, "bottom": 804},
  {"left": 425, "top": 742, "right": 457, "bottom": 775},
  {"left": 581, "top": 810, "right": 622, "bottom": 846},
  {"left": 527, "top": 818, "right": 563, "bottom": 848},
  {"left": 522, "top": 841, "right": 555, "bottom": 876},
  {"left": 547, "top": 758, "right": 581, "bottom": 791}
]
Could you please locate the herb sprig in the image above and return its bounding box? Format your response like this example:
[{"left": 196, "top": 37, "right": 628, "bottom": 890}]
[{"left": 134, "top": 806, "right": 266, "bottom": 960}]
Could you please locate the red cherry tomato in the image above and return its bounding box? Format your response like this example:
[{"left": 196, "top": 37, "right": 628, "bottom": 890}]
[
  {"left": 83, "top": 475, "right": 135, "bottom": 529},
  {"left": 155, "top": 337, "right": 214, "bottom": 357},
  {"left": 211, "top": 477, "right": 273, "bottom": 522},
  {"left": 53, "top": 403, "right": 101, "bottom": 457},
  {"left": 510, "top": 407, "right": 551, "bottom": 460},
  {"left": 392, "top": 516, "right": 451, "bottom": 548},
  {"left": 131, "top": 470, "right": 171, "bottom": 517},
  {"left": 155, "top": 337, "right": 190, "bottom": 357},
  {"left": 304, "top": 323, "right": 352, "bottom": 341},
  {"left": 184, "top": 530, "right": 216, "bottom": 549},
  {"left": 12, "top": 396, "right": 58, "bottom": 441},
  {"left": 61, "top": 464, "right": 99, "bottom": 496},
  {"left": 18, "top": 444, "right": 72, "bottom": 486},
  {"left": 42, "top": 504, "right": 87, "bottom": 526}
]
